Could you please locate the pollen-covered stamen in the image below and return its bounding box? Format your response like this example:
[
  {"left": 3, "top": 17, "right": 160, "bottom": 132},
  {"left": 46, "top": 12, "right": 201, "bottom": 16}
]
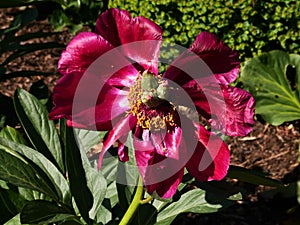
[{"left": 127, "top": 72, "right": 177, "bottom": 132}]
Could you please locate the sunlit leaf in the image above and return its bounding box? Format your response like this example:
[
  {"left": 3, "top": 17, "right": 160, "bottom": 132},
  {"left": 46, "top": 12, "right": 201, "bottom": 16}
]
[
  {"left": 0, "top": 138, "right": 71, "bottom": 204},
  {"left": 0, "top": 126, "right": 27, "bottom": 145},
  {"left": 116, "top": 133, "right": 139, "bottom": 211},
  {"left": 0, "top": 148, "right": 57, "bottom": 200},
  {"left": 14, "top": 88, "right": 64, "bottom": 172},
  {"left": 241, "top": 50, "right": 300, "bottom": 125},
  {"left": 156, "top": 189, "right": 224, "bottom": 225},
  {"left": 4, "top": 214, "right": 26, "bottom": 225}
]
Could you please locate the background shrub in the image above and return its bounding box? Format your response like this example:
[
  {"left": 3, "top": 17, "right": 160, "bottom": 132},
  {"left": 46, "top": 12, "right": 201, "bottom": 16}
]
[{"left": 109, "top": 0, "right": 300, "bottom": 61}]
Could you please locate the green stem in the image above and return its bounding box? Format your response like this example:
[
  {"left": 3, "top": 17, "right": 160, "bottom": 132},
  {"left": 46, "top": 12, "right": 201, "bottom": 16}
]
[{"left": 119, "top": 176, "right": 144, "bottom": 225}]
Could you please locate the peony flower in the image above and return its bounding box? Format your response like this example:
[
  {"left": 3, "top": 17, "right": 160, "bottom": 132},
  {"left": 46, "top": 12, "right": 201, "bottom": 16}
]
[{"left": 49, "top": 8, "right": 255, "bottom": 198}]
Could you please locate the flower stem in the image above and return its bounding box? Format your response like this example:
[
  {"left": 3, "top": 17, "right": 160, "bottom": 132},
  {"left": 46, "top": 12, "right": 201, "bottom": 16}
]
[{"left": 119, "top": 176, "right": 144, "bottom": 225}]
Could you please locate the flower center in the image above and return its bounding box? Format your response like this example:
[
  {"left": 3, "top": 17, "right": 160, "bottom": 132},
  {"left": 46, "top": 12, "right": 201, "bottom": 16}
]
[{"left": 127, "top": 72, "right": 177, "bottom": 132}]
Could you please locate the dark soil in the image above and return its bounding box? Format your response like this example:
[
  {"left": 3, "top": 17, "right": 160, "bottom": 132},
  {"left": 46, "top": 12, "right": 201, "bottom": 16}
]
[{"left": 1, "top": 7, "right": 299, "bottom": 225}]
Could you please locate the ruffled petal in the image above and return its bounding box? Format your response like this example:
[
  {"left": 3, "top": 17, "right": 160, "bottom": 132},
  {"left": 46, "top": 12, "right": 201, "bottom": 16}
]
[
  {"left": 184, "top": 81, "right": 255, "bottom": 136},
  {"left": 186, "top": 124, "right": 230, "bottom": 181},
  {"left": 58, "top": 32, "right": 113, "bottom": 76},
  {"left": 163, "top": 31, "right": 239, "bottom": 86},
  {"left": 134, "top": 128, "right": 184, "bottom": 198},
  {"left": 95, "top": 8, "right": 162, "bottom": 74},
  {"left": 190, "top": 31, "right": 240, "bottom": 84},
  {"left": 98, "top": 115, "right": 136, "bottom": 170}
]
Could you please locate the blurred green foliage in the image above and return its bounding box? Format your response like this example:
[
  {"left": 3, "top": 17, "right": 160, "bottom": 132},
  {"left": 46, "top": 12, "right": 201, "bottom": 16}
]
[
  {"left": 46, "top": 0, "right": 108, "bottom": 33},
  {"left": 109, "top": 0, "right": 300, "bottom": 61}
]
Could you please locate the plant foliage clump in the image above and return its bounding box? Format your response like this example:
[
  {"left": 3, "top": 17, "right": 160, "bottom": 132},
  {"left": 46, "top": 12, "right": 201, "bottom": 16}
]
[{"left": 109, "top": 0, "right": 300, "bottom": 60}]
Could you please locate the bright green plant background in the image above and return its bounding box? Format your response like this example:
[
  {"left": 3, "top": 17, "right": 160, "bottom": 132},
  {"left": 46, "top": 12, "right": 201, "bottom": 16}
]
[{"left": 109, "top": 0, "right": 300, "bottom": 61}]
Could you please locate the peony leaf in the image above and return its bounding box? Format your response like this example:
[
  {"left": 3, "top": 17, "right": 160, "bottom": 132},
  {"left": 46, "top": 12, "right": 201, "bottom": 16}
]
[
  {"left": 227, "top": 165, "right": 283, "bottom": 187},
  {"left": 4, "top": 214, "right": 25, "bottom": 225},
  {"left": 0, "top": 148, "right": 57, "bottom": 200},
  {"left": 156, "top": 189, "right": 224, "bottom": 225},
  {"left": 0, "top": 138, "right": 71, "bottom": 204},
  {"left": 65, "top": 126, "right": 93, "bottom": 224},
  {"left": 0, "top": 126, "right": 27, "bottom": 145},
  {"left": 13, "top": 88, "right": 64, "bottom": 172},
  {"left": 241, "top": 50, "right": 300, "bottom": 125},
  {"left": 20, "top": 200, "right": 75, "bottom": 224}
]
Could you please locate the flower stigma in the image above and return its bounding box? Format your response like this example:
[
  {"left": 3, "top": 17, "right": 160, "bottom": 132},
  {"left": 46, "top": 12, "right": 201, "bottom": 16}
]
[{"left": 127, "top": 71, "right": 177, "bottom": 132}]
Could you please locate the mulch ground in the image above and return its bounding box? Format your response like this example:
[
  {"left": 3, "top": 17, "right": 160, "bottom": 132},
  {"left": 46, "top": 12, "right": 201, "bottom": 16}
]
[{"left": 1, "top": 7, "right": 299, "bottom": 225}]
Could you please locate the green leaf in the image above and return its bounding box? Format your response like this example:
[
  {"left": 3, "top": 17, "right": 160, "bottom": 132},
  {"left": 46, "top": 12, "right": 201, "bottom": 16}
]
[
  {"left": 0, "top": 148, "right": 57, "bottom": 200},
  {"left": 116, "top": 133, "right": 140, "bottom": 211},
  {"left": 0, "top": 126, "right": 27, "bottom": 145},
  {"left": 65, "top": 126, "right": 93, "bottom": 224},
  {"left": 105, "top": 181, "right": 119, "bottom": 208},
  {"left": 0, "top": 185, "right": 27, "bottom": 214},
  {"left": 20, "top": 200, "right": 75, "bottom": 224},
  {"left": 241, "top": 50, "right": 300, "bottom": 125},
  {"left": 156, "top": 189, "right": 224, "bottom": 225},
  {"left": 0, "top": 138, "right": 71, "bottom": 204},
  {"left": 95, "top": 202, "right": 112, "bottom": 224},
  {"left": 132, "top": 204, "right": 157, "bottom": 225},
  {"left": 84, "top": 159, "right": 107, "bottom": 222},
  {"left": 73, "top": 128, "right": 106, "bottom": 154},
  {"left": 13, "top": 88, "right": 64, "bottom": 172},
  {"left": 227, "top": 165, "right": 283, "bottom": 187},
  {"left": 73, "top": 128, "right": 107, "bottom": 223},
  {"left": 4, "top": 214, "right": 26, "bottom": 225}
]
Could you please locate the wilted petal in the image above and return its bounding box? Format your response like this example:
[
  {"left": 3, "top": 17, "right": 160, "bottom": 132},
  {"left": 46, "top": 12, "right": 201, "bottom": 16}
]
[
  {"left": 186, "top": 124, "right": 230, "bottom": 181},
  {"left": 190, "top": 31, "right": 240, "bottom": 84},
  {"left": 95, "top": 8, "right": 162, "bottom": 74},
  {"left": 58, "top": 32, "right": 113, "bottom": 76}
]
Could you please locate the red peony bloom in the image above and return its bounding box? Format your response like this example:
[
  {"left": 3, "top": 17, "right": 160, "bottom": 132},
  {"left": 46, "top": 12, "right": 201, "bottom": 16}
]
[{"left": 49, "top": 8, "right": 255, "bottom": 198}]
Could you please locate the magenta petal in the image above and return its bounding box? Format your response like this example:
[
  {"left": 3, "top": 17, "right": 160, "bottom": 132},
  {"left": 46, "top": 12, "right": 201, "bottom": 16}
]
[
  {"left": 163, "top": 32, "right": 239, "bottom": 86},
  {"left": 150, "top": 127, "right": 182, "bottom": 159},
  {"left": 134, "top": 128, "right": 184, "bottom": 198},
  {"left": 208, "top": 85, "right": 255, "bottom": 136},
  {"left": 183, "top": 81, "right": 255, "bottom": 136},
  {"left": 98, "top": 115, "right": 136, "bottom": 170},
  {"left": 49, "top": 47, "right": 139, "bottom": 129},
  {"left": 58, "top": 32, "right": 113, "bottom": 76},
  {"left": 49, "top": 82, "right": 130, "bottom": 130},
  {"left": 117, "top": 141, "right": 129, "bottom": 162},
  {"left": 186, "top": 124, "right": 230, "bottom": 181},
  {"left": 190, "top": 31, "right": 240, "bottom": 84},
  {"left": 135, "top": 148, "right": 184, "bottom": 198},
  {"left": 95, "top": 8, "right": 162, "bottom": 74}
]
